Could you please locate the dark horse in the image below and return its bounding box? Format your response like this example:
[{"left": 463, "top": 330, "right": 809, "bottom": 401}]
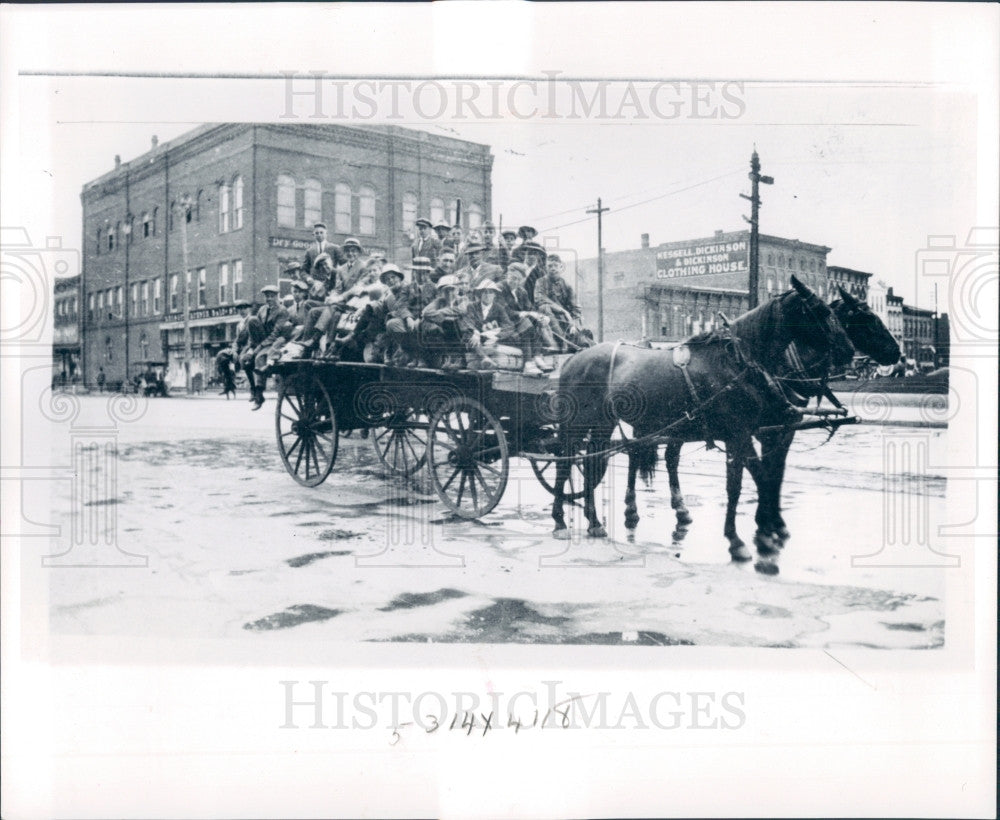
[
  {"left": 661, "top": 286, "right": 899, "bottom": 555},
  {"left": 551, "top": 275, "right": 855, "bottom": 561}
]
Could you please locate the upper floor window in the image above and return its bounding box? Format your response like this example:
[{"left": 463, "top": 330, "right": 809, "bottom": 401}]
[
  {"left": 153, "top": 278, "right": 162, "bottom": 314},
  {"left": 169, "top": 274, "right": 179, "bottom": 312},
  {"left": 95, "top": 228, "right": 102, "bottom": 256},
  {"left": 233, "top": 260, "right": 243, "bottom": 301},
  {"left": 358, "top": 186, "right": 376, "bottom": 235},
  {"left": 88, "top": 293, "right": 95, "bottom": 320},
  {"left": 130, "top": 283, "right": 138, "bottom": 316},
  {"left": 304, "top": 178, "right": 322, "bottom": 227},
  {"left": 219, "top": 183, "right": 231, "bottom": 233},
  {"left": 219, "top": 262, "right": 229, "bottom": 304},
  {"left": 197, "top": 268, "right": 207, "bottom": 308},
  {"left": 142, "top": 211, "right": 152, "bottom": 238},
  {"left": 115, "top": 285, "right": 123, "bottom": 317},
  {"left": 334, "top": 183, "right": 352, "bottom": 234},
  {"left": 141, "top": 281, "right": 150, "bottom": 316},
  {"left": 233, "top": 176, "right": 244, "bottom": 230},
  {"left": 108, "top": 223, "right": 117, "bottom": 251},
  {"left": 139, "top": 332, "right": 149, "bottom": 361},
  {"left": 430, "top": 197, "right": 445, "bottom": 225},
  {"left": 467, "top": 203, "right": 483, "bottom": 230},
  {"left": 402, "top": 192, "right": 417, "bottom": 232},
  {"left": 277, "top": 175, "right": 296, "bottom": 228}
]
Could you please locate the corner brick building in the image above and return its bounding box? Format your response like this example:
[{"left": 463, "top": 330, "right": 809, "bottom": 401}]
[{"left": 79, "top": 124, "right": 493, "bottom": 388}]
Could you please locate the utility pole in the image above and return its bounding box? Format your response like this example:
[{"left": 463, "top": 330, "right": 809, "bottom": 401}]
[
  {"left": 178, "top": 194, "right": 193, "bottom": 395},
  {"left": 587, "top": 197, "right": 611, "bottom": 341},
  {"left": 740, "top": 148, "right": 773, "bottom": 309}
]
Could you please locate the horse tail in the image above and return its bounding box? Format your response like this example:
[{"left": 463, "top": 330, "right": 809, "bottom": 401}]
[{"left": 633, "top": 441, "right": 658, "bottom": 483}]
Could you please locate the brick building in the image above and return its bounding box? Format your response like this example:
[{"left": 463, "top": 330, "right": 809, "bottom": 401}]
[
  {"left": 902, "top": 303, "right": 936, "bottom": 368},
  {"left": 577, "top": 229, "right": 832, "bottom": 343},
  {"left": 79, "top": 123, "right": 493, "bottom": 388},
  {"left": 53, "top": 275, "right": 81, "bottom": 384}
]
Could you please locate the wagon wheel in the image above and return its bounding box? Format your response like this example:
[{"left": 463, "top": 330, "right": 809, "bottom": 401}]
[
  {"left": 528, "top": 440, "right": 610, "bottom": 501},
  {"left": 275, "top": 373, "right": 338, "bottom": 487},
  {"left": 427, "top": 396, "right": 509, "bottom": 519},
  {"left": 370, "top": 409, "right": 428, "bottom": 477}
]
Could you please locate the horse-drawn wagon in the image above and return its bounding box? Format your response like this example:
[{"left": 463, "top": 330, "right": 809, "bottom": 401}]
[{"left": 270, "top": 357, "right": 601, "bottom": 519}]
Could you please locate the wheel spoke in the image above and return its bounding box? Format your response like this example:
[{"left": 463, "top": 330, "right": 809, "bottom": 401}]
[
  {"left": 455, "top": 471, "right": 467, "bottom": 507},
  {"left": 313, "top": 434, "right": 328, "bottom": 465},
  {"left": 468, "top": 469, "right": 479, "bottom": 510},
  {"left": 478, "top": 461, "right": 502, "bottom": 478},
  {"left": 441, "top": 464, "right": 462, "bottom": 492},
  {"left": 402, "top": 432, "right": 423, "bottom": 465},
  {"left": 293, "top": 435, "right": 306, "bottom": 475},
  {"left": 280, "top": 412, "right": 299, "bottom": 425}
]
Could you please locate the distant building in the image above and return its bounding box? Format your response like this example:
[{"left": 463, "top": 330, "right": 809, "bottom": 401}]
[
  {"left": 578, "top": 229, "right": 831, "bottom": 343},
  {"left": 826, "top": 265, "right": 871, "bottom": 301},
  {"left": 902, "top": 303, "right": 936, "bottom": 367},
  {"left": 79, "top": 123, "right": 493, "bottom": 388},
  {"left": 53, "top": 275, "right": 81, "bottom": 383},
  {"left": 886, "top": 287, "right": 904, "bottom": 347}
]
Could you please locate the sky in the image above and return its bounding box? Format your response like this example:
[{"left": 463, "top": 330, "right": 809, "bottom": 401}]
[{"left": 4, "top": 4, "right": 996, "bottom": 317}]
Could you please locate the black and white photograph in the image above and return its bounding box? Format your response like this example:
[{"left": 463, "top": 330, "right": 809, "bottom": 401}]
[{"left": 2, "top": 3, "right": 997, "bottom": 818}]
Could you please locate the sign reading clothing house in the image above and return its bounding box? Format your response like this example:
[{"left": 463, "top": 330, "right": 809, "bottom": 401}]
[{"left": 655, "top": 238, "right": 749, "bottom": 280}]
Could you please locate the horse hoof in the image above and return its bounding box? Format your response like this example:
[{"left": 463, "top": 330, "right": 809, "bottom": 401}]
[
  {"left": 587, "top": 525, "right": 608, "bottom": 538},
  {"left": 754, "top": 532, "right": 780, "bottom": 555},
  {"left": 754, "top": 559, "right": 780, "bottom": 576},
  {"left": 675, "top": 510, "right": 693, "bottom": 526},
  {"left": 729, "top": 543, "right": 752, "bottom": 562},
  {"left": 552, "top": 527, "right": 571, "bottom": 541}
]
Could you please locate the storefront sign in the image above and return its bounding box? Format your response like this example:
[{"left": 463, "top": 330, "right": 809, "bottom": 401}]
[
  {"left": 655, "top": 239, "right": 749, "bottom": 279},
  {"left": 269, "top": 236, "right": 313, "bottom": 250},
  {"left": 182, "top": 305, "right": 243, "bottom": 321}
]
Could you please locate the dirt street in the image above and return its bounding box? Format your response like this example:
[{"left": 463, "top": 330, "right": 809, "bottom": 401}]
[{"left": 45, "top": 393, "right": 948, "bottom": 648}]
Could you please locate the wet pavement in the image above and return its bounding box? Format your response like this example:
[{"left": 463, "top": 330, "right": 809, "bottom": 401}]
[{"left": 45, "top": 393, "right": 948, "bottom": 649}]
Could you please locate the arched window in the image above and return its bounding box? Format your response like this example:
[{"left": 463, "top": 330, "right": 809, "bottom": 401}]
[
  {"left": 401, "top": 192, "right": 417, "bottom": 232},
  {"left": 467, "top": 203, "right": 483, "bottom": 230},
  {"left": 107, "top": 224, "right": 115, "bottom": 251},
  {"left": 358, "top": 186, "right": 376, "bottom": 235},
  {"left": 219, "top": 183, "right": 231, "bottom": 233},
  {"left": 430, "top": 197, "right": 445, "bottom": 225},
  {"left": 142, "top": 211, "right": 152, "bottom": 238},
  {"left": 447, "top": 199, "right": 460, "bottom": 226},
  {"left": 233, "top": 176, "right": 244, "bottom": 230},
  {"left": 152, "top": 207, "right": 158, "bottom": 236},
  {"left": 304, "top": 178, "right": 322, "bottom": 227},
  {"left": 277, "top": 175, "right": 296, "bottom": 227},
  {"left": 334, "top": 183, "right": 352, "bottom": 233}
]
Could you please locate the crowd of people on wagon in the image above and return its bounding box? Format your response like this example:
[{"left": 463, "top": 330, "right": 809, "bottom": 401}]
[{"left": 218, "top": 219, "right": 594, "bottom": 409}]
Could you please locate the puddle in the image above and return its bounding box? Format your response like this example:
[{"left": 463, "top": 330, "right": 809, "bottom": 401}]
[
  {"left": 318, "top": 529, "right": 362, "bottom": 541},
  {"left": 244, "top": 604, "right": 343, "bottom": 631},
  {"left": 286, "top": 550, "right": 351, "bottom": 568},
  {"left": 378, "top": 588, "right": 467, "bottom": 612}
]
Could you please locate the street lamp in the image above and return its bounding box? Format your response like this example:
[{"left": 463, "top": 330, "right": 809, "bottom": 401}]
[{"left": 177, "top": 194, "right": 193, "bottom": 394}]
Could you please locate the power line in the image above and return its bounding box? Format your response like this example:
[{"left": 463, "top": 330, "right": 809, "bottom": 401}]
[{"left": 536, "top": 168, "right": 745, "bottom": 233}]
